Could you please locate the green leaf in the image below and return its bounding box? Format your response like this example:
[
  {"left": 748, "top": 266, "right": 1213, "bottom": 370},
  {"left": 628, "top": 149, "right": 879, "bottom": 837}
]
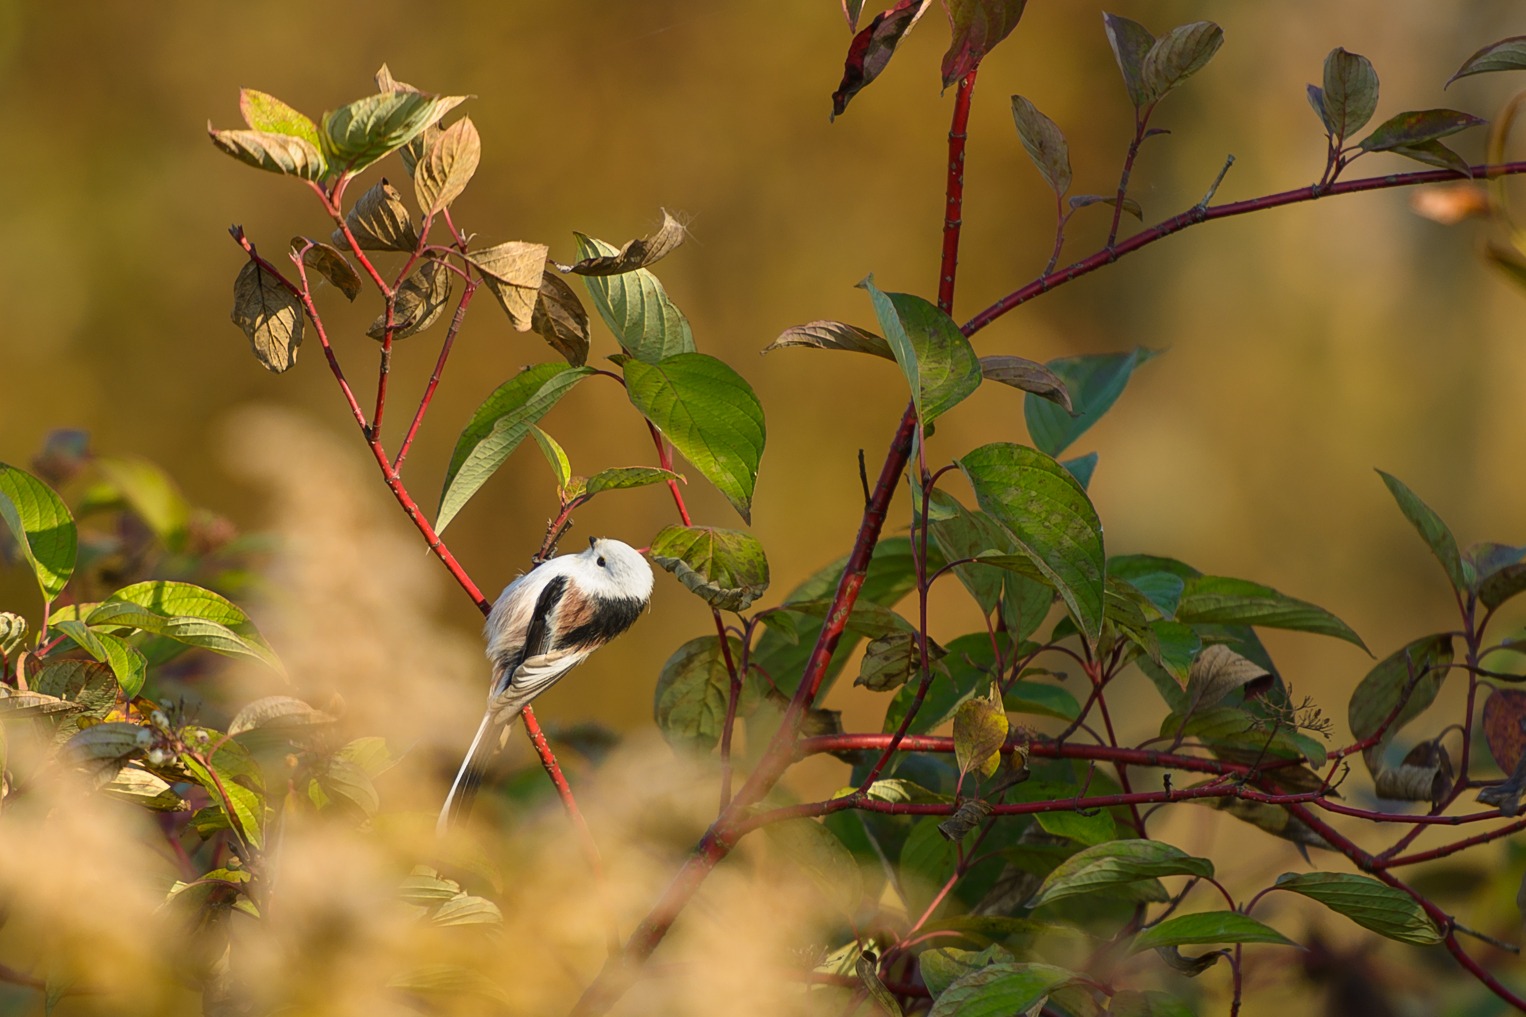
[
  {"left": 32, "top": 659, "right": 118, "bottom": 718},
  {"left": 856, "top": 632, "right": 935, "bottom": 692},
  {"left": 953, "top": 684, "right": 1008, "bottom": 778},
  {"left": 1176, "top": 575, "right": 1366, "bottom": 651},
  {"left": 1027, "top": 839, "right": 1213, "bottom": 909},
  {"left": 1130, "top": 912, "right": 1293, "bottom": 952},
  {"left": 1358, "top": 109, "right": 1486, "bottom": 153},
  {"left": 564, "top": 209, "right": 686, "bottom": 276},
  {"left": 1274, "top": 872, "right": 1440, "bottom": 945},
  {"left": 87, "top": 580, "right": 281, "bottom": 673},
  {"left": 1004, "top": 681, "right": 1079, "bottom": 721},
  {"left": 918, "top": 945, "right": 1012, "bottom": 998},
  {"left": 928, "top": 963, "right": 1077, "bottom": 1017},
  {"left": 207, "top": 125, "right": 327, "bottom": 180},
  {"left": 0, "top": 462, "right": 76, "bottom": 600},
  {"left": 648, "top": 525, "right": 769, "bottom": 612},
  {"left": 959, "top": 443, "right": 1106, "bottom": 644},
  {"left": 859, "top": 276, "right": 982, "bottom": 425},
  {"left": 1010, "top": 95, "right": 1071, "bottom": 195},
  {"left": 528, "top": 426, "right": 573, "bottom": 491},
  {"left": 900, "top": 817, "right": 959, "bottom": 919},
  {"left": 51, "top": 620, "right": 147, "bottom": 699},
  {"left": 437, "top": 364, "right": 594, "bottom": 532},
  {"left": 1140, "top": 21, "right": 1224, "bottom": 104},
  {"left": 1320, "top": 48, "right": 1379, "bottom": 140},
  {"left": 653, "top": 636, "right": 744, "bottom": 751},
  {"left": 1448, "top": 36, "right": 1526, "bottom": 87},
  {"left": 581, "top": 467, "right": 681, "bottom": 498},
  {"left": 763, "top": 818, "right": 864, "bottom": 918},
  {"left": 1170, "top": 705, "right": 1326, "bottom": 767},
  {"left": 925, "top": 490, "right": 1017, "bottom": 614},
  {"left": 180, "top": 733, "right": 265, "bottom": 850},
  {"left": 229, "top": 695, "right": 335, "bottom": 737},
  {"left": 1376, "top": 470, "right": 1468, "bottom": 594},
  {"left": 1109, "top": 990, "right": 1195, "bottom": 1017},
  {"left": 320, "top": 90, "right": 465, "bottom": 175},
  {"left": 1349, "top": 633, "right": 1453, "bottom": 776},
  {"left": 239, "top": 89, "right": 322, "bottom": 147},
  {"left": 574, "top": 233, "right": 695, "bottom": 362},
  {"left": 1103, "top": 13, "right": 1156, "bottom": 108},
  {"left": 1062, "top": 452, "right": 1097, "bottom": 490},
  {"left": 625, "top": 353, "right": 765, "bottom": 523},
  {"left": 1387, "top": 139, "right": 1472, "bottom": 175},
  {"left": 883, "top": 632, "right": 998, "bottom": 734},
  {"left": 101, "top": 766, "right": 184, "bottom": 812},
  {"left": 94, "top": 456, "right": 191, "bottom": 552},
  {"left": 1023, "top": 347, "right": 1161, "bottom": 458}
]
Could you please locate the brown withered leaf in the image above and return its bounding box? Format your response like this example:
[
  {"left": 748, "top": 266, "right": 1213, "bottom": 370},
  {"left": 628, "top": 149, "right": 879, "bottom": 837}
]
[
  {"left": 978, "top": 355, "right": 1073, "bottom": 412},
  {"left": 291, "top": 238, "right": 361, "bottom": 301},
  {"left": 231, "top": 259, "right": 303, "bottom": 372},
  {"left": 1374, "top": 741, "right": 1452, "bottom": 806},
  {"left": 764, "top": 320, "right": 893, "bottom": 359},
  {"left": 338, "top": 179, "right": 419, "bottom": 252},
  {"left": 469, "top": 241, "right": 549, "bottom": 332},
  {"left": 937, "top": 798, "right": 993, "bottom": 841},
  {"left": 414, "top": 116, "right": 481, "bottom": 217},
  {"left": 367, "top": 257, "right": 451, "bottom": 340},
  {"left": 562, "top": 209, "right": 685, "bottom": 276},
  {"left": 1483, "top": 688, "right": 1526, "bottom": 773},
  {"left": 531, "top": 269, "right": 590, "bottom": 366},
  {"left": 1183, "top": 643, "right": 1271, "bottom": 717}
]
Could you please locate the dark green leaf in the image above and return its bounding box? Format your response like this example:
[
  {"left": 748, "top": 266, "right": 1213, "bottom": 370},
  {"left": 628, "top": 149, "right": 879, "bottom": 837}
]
[
  {"left": 181, "top": 730, "right": 265, "bottom": 850},
  {"left": 574, "top": 232, "right": 695, "bottom": 362},
  {"left": 0, "top": 461, "right": 76, "bottom": 600},
  {"left": 883, "top": 632, "right": 998, "bottom": 735},
  {"left": 320, "top": 90, "right": 465, "bottom": 175},
  {"left": 1140, "top": 22, "right": 1223, "bottom": 104},
  {"left": 1387, "top": 139, "right": 1471, "bottom": 176},
  {"left": 1170, "top": 706, "right": 1326, "bottom": 766},
  {"left": 648, "top": 525, "right": 769, "bottom": 612},
  {"left": 1062, "top": 452, "right": 1097, "bottom": 489},
  {"left": 653, "top": 636, "right": 743, "bottom": 751},
  {"left": 1012, "top": 778, "right": 1117, "bottom": 846},
  {"left": 1349, "top": 633, "right": 1453, "bottom": 777},
  {"left": 900, "top": 817, "right": 959, "bottom": 918},
  {"left": 625, "top": 353, "right": 765, "bottom": 523},
  {"left": 1176, "top": 575, "right": 1366, "bottom": 651},
  {"left": 1024, "top": 347, "right": 1160, "bottom": 458},
  {"left": 467, "top": 241, "right": 549, "bottom": 333},
  {"left": 1320, "top": 48, "right": 1379, "bottom": 140},
  {"left": 959, "top": 443, "right": 1106, "bottom": 643},
  {"left": 1010, "top": 95, "right": 1071, "bottom": 194},
  {"left": 564, "top": 210, "right": 685, "bottom": 276},
  {"left": 1481, "top": 563, "right": 1526, "bottom": 610},
  {"left": 856, "top": 632, "right": 936, "bottom": 692},
  {"left": 1103, "top": 12, "right": 1156, "bottom": 108},
  {"left": 437, "top": 364, "right": 594, "bottom": 532},
  {"left": 1358, "top": 109, "right": 1486, "bottom": 153},
  {"left": 859, "top": 276, "right": 983, "bottom": 425},
  {"left": 928, "top": 963, "right": 1076, "bottom": 1017},
  {"left": 1376, "top": 471, "right": 1468, "bottom": 594},
  {"left": 1004, "top": 681, "right": 1079, "bottom": 721},
  {"left": 231, "top": 259, "right": 302, "bottom": 373},
  {"left": 1027, "top": 839, "right": 1213, "bottom": 909},
  {"left": 926, "top": 490, "right": 1016, "bottom": 614},
  {"left": 1130, "top": 912, "right": 1293, "bottom": 952},
  {"left": 1274, "top": 872, "right": 1441, "bottom": 945},
  {"left": 1448, "top": 36, "right": 1526, "bottom": 87}
]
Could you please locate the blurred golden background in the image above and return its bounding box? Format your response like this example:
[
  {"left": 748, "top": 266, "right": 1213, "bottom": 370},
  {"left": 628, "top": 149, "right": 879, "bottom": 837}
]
[{"left": 3, "top": 1, "right": 1526, "bottom": 1014}]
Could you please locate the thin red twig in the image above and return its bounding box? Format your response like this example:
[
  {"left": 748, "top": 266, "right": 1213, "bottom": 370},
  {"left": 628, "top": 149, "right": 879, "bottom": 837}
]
[{"left": 937, "top": 72, "right": 976, "bottom": 315}]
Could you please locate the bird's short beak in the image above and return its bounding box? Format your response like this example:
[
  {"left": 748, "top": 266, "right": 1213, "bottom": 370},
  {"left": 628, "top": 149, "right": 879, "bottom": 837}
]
[{"left": 588, "top": 535, "right": 597, "bottom": 549}]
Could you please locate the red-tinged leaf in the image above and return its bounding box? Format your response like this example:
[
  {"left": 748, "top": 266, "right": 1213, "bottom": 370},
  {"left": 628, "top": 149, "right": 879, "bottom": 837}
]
[
  {"left": 1140, "top": 21, "right": 1224, "bottom": 104},
  {"left": 1484, "top": 689, "right": 1526, "bottom": 774},
  {"left": 1321, "top": 48, "right": 1379, "bottom": 141},
  {"left": 1103, "top": 12, "right": 1155, "bottom": 108},
  {"left": 1448, "top": 36, "right": 1526, "bottom": 88},
  {"left": 832, "top": 0, "right": 934, "bottom": 119},
  {"left": 1358, "top": 109, "right": 1486, "bottom": 153},
  {"left": 941, "top": 0, "right": 1029, "bottom": 88}
]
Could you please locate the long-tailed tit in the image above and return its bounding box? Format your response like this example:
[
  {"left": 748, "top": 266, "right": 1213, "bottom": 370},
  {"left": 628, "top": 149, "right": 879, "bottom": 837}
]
[{"left": 437, "top": 536, "right": 653, "bottom": 833}]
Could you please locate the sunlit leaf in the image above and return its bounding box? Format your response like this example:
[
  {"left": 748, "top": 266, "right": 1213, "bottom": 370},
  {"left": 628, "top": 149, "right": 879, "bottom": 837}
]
[
  {"left": 367, "top": 258, "right": 451, "bottom": 340},
  {"left": 239, "top": 89, "right": 321, "bottom": 148},
  {"left": 648, "top": 525, "right": 769, "bottom": 612},
  {"left": 321, "top": 90, "right": 465, "bottom": 175},
  {"left": 339, "top": 179, "right": 418, "bottom": 252},
  {"left": 530, "top": 269, "right": 591, "bottom": 366},
  {"left": 294, "top": 239, "right": 362, "bottom": 301},
  {"left": 953, "top": 684, "right": 1008, "bottom": 778},
  {"left": 413, "top": 115, "right": 480, "bottom": 217},
  {"left": 564, "top": 209, "right": 685, "bottom": 275},
  {"left": 0, "top": 461, "right": 76, "bottom": 600},
  {"left": 208, "top": 125, "right": 326, "bottom": 180},
  {"left": 231, "top": 259, "right": 303, "bottom": 373},
  {"left": 574, "top": 233, "right": 695, "bottom": 362},
  {"left": 87, "top": 580, "right": 282, "bottom": 673},
  {"left": 832, "top": 0, "right": 934, "bottom": 118},
  {"left": 468, "top": 241, "right": 550, "bottom": 333}
]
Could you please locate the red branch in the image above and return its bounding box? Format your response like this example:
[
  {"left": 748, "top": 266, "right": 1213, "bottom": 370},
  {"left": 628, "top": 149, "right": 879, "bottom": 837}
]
[{"left": 938, "top": 72, "right": 977, "bottom": 315}]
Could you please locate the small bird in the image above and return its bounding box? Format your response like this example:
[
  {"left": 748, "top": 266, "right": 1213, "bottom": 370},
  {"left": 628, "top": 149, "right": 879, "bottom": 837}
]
[{"left": 437, "top": 536, "right": 653, "bottom": 834}]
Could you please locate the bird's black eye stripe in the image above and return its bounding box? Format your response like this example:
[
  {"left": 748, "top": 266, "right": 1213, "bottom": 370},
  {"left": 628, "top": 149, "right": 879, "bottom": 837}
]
[{"left": 597, "top": 556, "right": 607, "bottom": 567}]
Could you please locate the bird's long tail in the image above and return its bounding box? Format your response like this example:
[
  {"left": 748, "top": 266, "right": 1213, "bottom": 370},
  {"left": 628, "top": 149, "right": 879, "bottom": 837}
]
[{"left": 437, "top": 711, "right": 507, "bottom": 835}]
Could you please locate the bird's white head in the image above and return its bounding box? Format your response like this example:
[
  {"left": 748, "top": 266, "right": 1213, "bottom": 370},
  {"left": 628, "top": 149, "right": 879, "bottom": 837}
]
[{"left": 576, "top": 536, "right": 654, "bottom": 605}]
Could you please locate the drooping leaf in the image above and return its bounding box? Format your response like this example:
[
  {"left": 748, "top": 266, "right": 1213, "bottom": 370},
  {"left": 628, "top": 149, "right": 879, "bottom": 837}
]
[
  {"left": 1349, "top": 633, "right": 1453, "bottom": 776},
  {"left": 231, "top": 259, "right": 303, "bottom": 373},
  {"left": 1358, "top": 109, "right": 1486, "bottom": 153},
  {"left": 180, "top": 730, "right": 265, "bottom": 850},
  {"left": 1448, "top": 36, "right": 1526, "bottom": 87},
  {"left": 927, "top": 963, "right": 1077, "bottom": 1017},
  {"left": 294, "top": 239, "right": 362, "bottom": 301},
  {"left": 941, "top": 0, "right": 1029, "bottom": 87},
  {"left": 978, "top": 355, "right": 1072, "bottom": 411},
  {"left": 1027, "top": 839, "right": 1213, "bottom": 909},
  {"left": 1176, "top": 575, "right": 1366, "bottom": 651},
  {"left": 859, "top": 276, "right": 983, "bottom": 425},
  {"left": 763, "top": 320, "right": 893, "bottom": 359},
  {"left": 1482, "top": 688, "right": 1526, "bottom": 774},
  {"left": 207, "top": 125, "right": 327, "bottom": 180},
  {"left": 339, "top": 179, "right": 419, "bottom": 252},
  {"left": 653, "top": 635, "right": 744, "bottom": 751},
  {"left": 959, "top": 443, "right": 1106, "bottom": 643},
  {"left": 320, "top": 90, "right": 465, "bottom": 175},
  {"left": 1376, "top": 471, "right": 1468, "bottom": 594},
  {"left": 88, "top": 581, "right": 282, "bottom": 673},
  {"left": 1388, "top": 139, "right": 1472, "bottom": 175},
  {"left": 857, "top": 956, "right": 902, "bottom": 1017},
  {"left": 367, "top": 258, "right": 451, "bottom": 340},
  {"left": 1273, "top": 872, "right": 1440, "bottom": 945},
  {"left": 0, "top": 461, "right": 76, "bottom": 600},
  {"left": 564, "top": 210, "right": 685, "bottom": 275},
  {"left": 530, "top": 269, "right": 591, "bottom": 366},
  {"left": 239, "top": 89, "right": 322, "bottom": 148},
  {"left": 832, "top": 0, "right": 933, "bottom": 118},
  {"left": 437, "top": 364, "right": 593, "bottom": 532},
  {"left": 1103, "top": 12, "right": 1155, "bottom": 107},
  {"left": 953, "top": 684, "right": 1008, "bottom": 778},
  {"left": 648, "top": 525, "right": 769, "bottom": 612},
  {"left": 413, "top": 116, "right": 481, "bottom": 217},
  {"left": 1010, "top": 95, "right": 1071, "bottom": 194},
  {"left": 1140, "top": 21, "right": 1224, "bottom": 104},
  {"left": 625, "top": 353, "right": 765, "bottom": 523},
  {"left": 1023, "top": 347, "right": 1160, "bottom": 458},
  {"left": 1319, "top": 48, "right": 1379, "bottom": 140},
  {"left": 1130, "top": 912, "right": 1293, "bottom": 952},
  {"left": 574, "top": 233, "right": 695, "bottom": 362},
  {"left": 468, "top": 241, "right": 550, "bottom": 333},
  {"left": 101, "top": 767, "right": 185, "bottom": 812}
]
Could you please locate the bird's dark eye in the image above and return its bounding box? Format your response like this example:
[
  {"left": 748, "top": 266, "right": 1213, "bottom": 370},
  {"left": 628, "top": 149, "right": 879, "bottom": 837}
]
[{"left": 597, "top": 556, "right": 607, "bottom": 568}]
